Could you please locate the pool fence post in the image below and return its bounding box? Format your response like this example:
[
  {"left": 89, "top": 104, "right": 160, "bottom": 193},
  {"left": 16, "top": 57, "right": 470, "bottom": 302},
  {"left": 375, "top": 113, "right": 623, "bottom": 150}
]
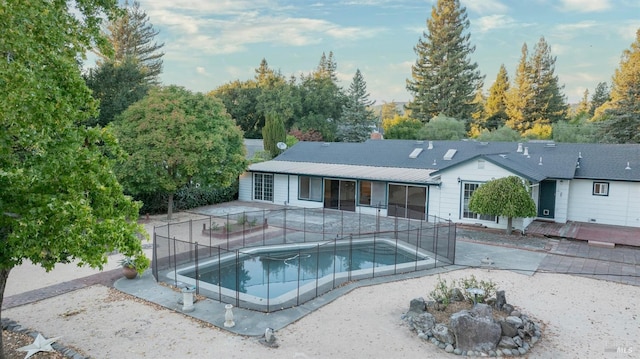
[
  {"left": 315, "top": 244, "right": 320, "bottom": 298},
  {"left": 393, "top": 231, "right": 398, "bottom": 275},
  {"left": 262, "top": 209, "right": 266, "bottom": 246},
  {"left": 266, "top": 254, "right": 270, "bottom": 312},
  {"left": 296, "top": 248, "right": 301, "bottom": 306},
  {"left": 303, "top": 208, "right": 307, "bottom": 243},
  {"left": 152, "top": 230, "right": 158, "bottom": 280},
  {"left": 242, "top": 211, "right": 246, "bottom": 248},
  {"left": 372, "top": 234, "right": 377, "bottom": 278},
  {"left": 226, "top": 213, "right": 230, "bottom": 250},
  {"left": 173, "top": 237, "right": 177, "bottom": 286},
  {"left": 189, "top": 219, "right": 193, "bottom": 243},
  {"left": 283, "top": 207, "right": 287, "bottom": 244},
  {"left": 332, "top": 238, "right": 337, "bottom": 289},
  {"left": 194, "top": 242, "right": 199, "bottom": 295},
  {"left": 209, "top": 216, "right": 213, "bottom": 255},
  {"left": 217, "top": 246, "right": 222, "bottom": 302}
]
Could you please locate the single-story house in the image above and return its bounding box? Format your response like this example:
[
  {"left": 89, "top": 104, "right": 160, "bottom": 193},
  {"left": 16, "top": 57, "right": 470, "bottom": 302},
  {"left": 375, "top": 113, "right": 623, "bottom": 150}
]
[{"left": 239, "top": 139, "right": 640, "bottom": 232}]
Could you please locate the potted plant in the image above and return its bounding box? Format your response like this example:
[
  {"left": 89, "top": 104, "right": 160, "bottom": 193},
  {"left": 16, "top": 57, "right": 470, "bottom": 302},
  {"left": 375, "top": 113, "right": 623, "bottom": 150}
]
[{"left": 119, "top": 256, "right": 150, "bottom": 279}]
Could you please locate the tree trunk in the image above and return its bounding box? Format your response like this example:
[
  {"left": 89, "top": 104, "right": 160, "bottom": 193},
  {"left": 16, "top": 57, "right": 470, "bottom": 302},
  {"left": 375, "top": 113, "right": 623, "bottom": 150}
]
[
  {"left": 167, "top": 192, "right": 174, "bottom": 221},
  {"left": 506, "top": 217, "right": 513, "bottom": 235},
  {"left": 0, "top": 267, "right": 12, "bottom": 359}
]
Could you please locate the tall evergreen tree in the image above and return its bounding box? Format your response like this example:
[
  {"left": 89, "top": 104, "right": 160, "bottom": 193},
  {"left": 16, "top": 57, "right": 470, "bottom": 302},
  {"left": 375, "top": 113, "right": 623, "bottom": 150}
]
[
  {"left": 485, "top": 64, "right": 510, "bottom": 117},
  {"left": 600, "top": 29, "right": 640, "bottom": 143},
  {"left": 95, "top": 1, "right": 164, "bottom": 83},
  {"left": 84, "top": 58, "right": 149, "bottom": 127},
  {"left": 381, "top": 101, "right": 401, "bottom": 121},
  {"left": 505, "top": 44, "right": 535, "bottom": 132},
  {"left": 506, "top": 38, "right": 567, "bottom": 133},
  {"left": 575, "top": 89, "right": 590, "bottom": 117},
  {"left": 337, "top": 69, "right": 378, "bottom": 142},
  {"left": 528, "top": 37, "right": 567, "bottom": 124},
  {"left": 406, "top": 0, "right": 483, "bottom": 122},
  {"left": 590, "top": 81, "right": 610, "bottom": 117},
  {"left": 262, "top": 112, "right": 287, "bottom": 157}
]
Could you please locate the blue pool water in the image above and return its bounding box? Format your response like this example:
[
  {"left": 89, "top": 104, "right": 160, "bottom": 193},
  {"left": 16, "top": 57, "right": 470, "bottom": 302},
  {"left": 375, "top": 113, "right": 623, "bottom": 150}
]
[{"left": 178, "top": 241, "right": 425, "bottom": 300}]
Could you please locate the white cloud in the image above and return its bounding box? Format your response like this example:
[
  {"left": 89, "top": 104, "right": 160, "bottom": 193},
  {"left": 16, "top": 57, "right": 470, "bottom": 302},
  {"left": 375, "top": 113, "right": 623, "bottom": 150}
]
[
  {"left": 558, "top": 0, "right": 611, "bottom": 12},
  {"left": 475, "top": 14, "right": 517, "bottom": 33},
  {"left": 462, "top": 0, "right": 508, "bottom": 15},
  {"left": 195, "top": 66, "right": 207, "bottom": 75}
]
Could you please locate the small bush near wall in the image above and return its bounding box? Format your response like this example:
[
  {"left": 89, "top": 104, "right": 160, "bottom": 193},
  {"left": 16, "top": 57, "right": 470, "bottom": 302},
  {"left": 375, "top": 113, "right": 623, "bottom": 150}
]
[{"left": 135, "top": 181, "right": 239, "bottom": 215}]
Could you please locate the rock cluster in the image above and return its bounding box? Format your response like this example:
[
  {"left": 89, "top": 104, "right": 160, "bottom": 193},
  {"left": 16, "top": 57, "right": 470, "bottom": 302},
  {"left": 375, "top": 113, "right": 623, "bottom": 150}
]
[{"left": 403, "top": 292, "right": 542, "bottom": 357}]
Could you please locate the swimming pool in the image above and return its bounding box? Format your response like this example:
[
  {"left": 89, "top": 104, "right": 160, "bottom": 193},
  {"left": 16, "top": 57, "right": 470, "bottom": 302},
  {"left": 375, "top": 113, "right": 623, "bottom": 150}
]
[{"left": 169, "top": 238, "right": 436, "bottom": 310}]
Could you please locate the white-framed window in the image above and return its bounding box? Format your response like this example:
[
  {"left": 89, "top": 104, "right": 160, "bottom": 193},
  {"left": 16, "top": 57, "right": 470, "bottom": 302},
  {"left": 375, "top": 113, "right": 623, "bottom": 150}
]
[
  {"left": 592, "top": 182, "right": 609, "bottom": 196},
  {"left": 462, "top": 182, "right": 496, "bottom": 221},
  {"left": 477, "top": 159, "right": 485, "bottom": 169},
  {"left": 253, "top": 173, "right": 273, "bottom": 202},
  {"left": 358, "top": 180, "right": 386, "bottom": 207},
  {"left": 299, "top": 176, "right": 323, "bottom": 201}
]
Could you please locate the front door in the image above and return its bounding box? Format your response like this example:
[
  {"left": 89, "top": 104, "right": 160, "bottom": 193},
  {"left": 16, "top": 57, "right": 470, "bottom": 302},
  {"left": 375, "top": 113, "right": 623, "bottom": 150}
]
[{"left": 538, "top": 180, "right": 556, "bottom": 219}]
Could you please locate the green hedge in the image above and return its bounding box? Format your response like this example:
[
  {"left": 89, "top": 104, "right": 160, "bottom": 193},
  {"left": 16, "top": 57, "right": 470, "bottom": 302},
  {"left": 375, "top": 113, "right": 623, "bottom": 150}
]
[{"left": 134, "top": 181, "right": 239, "bottom": 215}]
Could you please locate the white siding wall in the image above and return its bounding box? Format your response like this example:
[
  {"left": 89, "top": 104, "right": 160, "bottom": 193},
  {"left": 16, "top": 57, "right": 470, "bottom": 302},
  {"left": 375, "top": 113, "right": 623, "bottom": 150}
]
[
  {"left": 238, "top": 172, "right": 252, "bottom": 201},
  {"left": 430, "top": 159, "right": 535, "bottom": 231},
  {"left": 284, "top": 175, "right": 323, "bottom": 208},
  {"left": 567, "top": 180, "right": 640, "bottom": 227}
]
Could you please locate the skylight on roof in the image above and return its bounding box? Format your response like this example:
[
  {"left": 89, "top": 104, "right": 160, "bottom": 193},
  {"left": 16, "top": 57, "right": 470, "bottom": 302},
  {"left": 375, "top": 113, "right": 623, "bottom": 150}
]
[
  {"left": 409, "top": 148, "right": 423, "bottom": 159},
  {"left": 443, "top": 149, "right": 457, "bottom": 160}
]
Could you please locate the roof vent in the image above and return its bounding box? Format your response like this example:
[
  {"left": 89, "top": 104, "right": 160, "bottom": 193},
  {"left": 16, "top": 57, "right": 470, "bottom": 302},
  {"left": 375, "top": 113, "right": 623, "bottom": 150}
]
[
  {"left": 545, "top": 142, "right": 556, "bottom": 148},
  {"left": 578, "top": 151, "right": 582, "bottom": 159},
  {"left": 576, "top": 161, "right": 580, "bottom": 169},
  {"left": 626, "top": 162, "right": 631, "bottom": 170},
  {"left": 415, "top": 140, "right": 424, "bottom": 145},
  {"left": 538, "top": 156, "right": 543, "bottom": 166},
  {"left": 443, "top": 149, "right": 457, "bottom": 161},
  {"left": 322, "top": 142, "right": 330, "bottom": 147},
  {"left": 517, "top": 143, "right": 523, "bottom": 153},
  {"left": 409, "top": 148, "right": 423, "bottom": 159},
  {"left": 499, "top": 154, "right": 507, "bottom": 159},
  {"left": 480, "top": 142, "right": 489, "bottom": 146},
  {"left": 432, "top": 159, "right": 437, "bottom": 166},
  {"left": 523, "top": 147, "right": 529, "bottom": 157},
  {"left": 428, "top": 141, "right": 433, "bottom": 150}
]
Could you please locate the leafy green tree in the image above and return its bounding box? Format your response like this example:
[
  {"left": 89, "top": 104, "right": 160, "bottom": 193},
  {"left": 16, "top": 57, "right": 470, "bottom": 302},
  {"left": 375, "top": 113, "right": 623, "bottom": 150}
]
[
  {"left": 0, "top": 1, "right": 150, "bottom": 354},
  {"left": 383, "top": 115, "right": 424, "bottom": 140},
  {"left": 94, "top": 1, "right": 164, "bottom": 83},
  {"left": 84, "top": 58, "right": 149, "bottom": 127},
  {"left": 337, "top": 69, "right": 378, "bottom": 142},
  {"left": 111, "top": 86, "right": 247, "bottom": 219},
  {"left": 209, "top": 80, "right": 263, "bottom": 138},
  {"left": 590, "top": 81, "right": 610, "bottom": 118},
  {"left": 468, "top": 176, "right": 537, "bottom": 234},
  {"left": 406, "top": 0, "right": 483, "bottom": 122},
  {"left": 419, "top": 114, "right": 466, "bottom": 140},
  {"left": 297, "top": 53, "right": 346, "bottom": 141},
  {"left": 552, "top": 120, "right": 598, "bottom": 143},
  {"left": 262, "top": 112, "right": 287, "bottom": 157},
  {"left": 475, "top": 125, "right": 522, "bottom": 142},
  {"left": 599, "top": 29, "right": 640, "bottom": 143}
]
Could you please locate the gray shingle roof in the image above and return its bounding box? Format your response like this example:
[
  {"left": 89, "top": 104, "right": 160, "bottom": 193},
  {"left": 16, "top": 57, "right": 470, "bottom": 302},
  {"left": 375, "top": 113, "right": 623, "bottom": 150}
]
[{"left": 253, "top": 140, "right": 640, "bottom": 182}]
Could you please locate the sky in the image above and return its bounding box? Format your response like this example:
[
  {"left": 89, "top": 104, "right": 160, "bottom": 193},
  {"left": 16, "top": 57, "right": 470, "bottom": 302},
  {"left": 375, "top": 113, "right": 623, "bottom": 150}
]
[{"left": 114, "top": 0, "right": 640, "bottom": 105}]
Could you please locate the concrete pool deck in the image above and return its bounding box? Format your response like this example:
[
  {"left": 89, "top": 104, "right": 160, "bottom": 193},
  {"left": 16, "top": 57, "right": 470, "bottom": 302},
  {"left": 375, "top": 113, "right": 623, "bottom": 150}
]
[{"left": 113, "top": 239, "right": 548, "bottom": 336}]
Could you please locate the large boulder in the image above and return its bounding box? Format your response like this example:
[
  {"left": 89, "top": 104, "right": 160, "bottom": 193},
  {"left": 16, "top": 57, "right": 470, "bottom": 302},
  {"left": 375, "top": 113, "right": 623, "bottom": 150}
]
[
  {"left": 408, "top": 297, "right": 427, "bottom": 314},
  {"left": 450, "top": 304, "right": 501, "bottom": 353}
]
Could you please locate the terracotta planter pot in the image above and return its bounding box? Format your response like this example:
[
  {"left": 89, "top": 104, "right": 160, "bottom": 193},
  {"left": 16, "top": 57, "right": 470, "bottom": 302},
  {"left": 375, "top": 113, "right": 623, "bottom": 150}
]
[{"left": 122, "top": 266, "right": 138, "bottom": 279}]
